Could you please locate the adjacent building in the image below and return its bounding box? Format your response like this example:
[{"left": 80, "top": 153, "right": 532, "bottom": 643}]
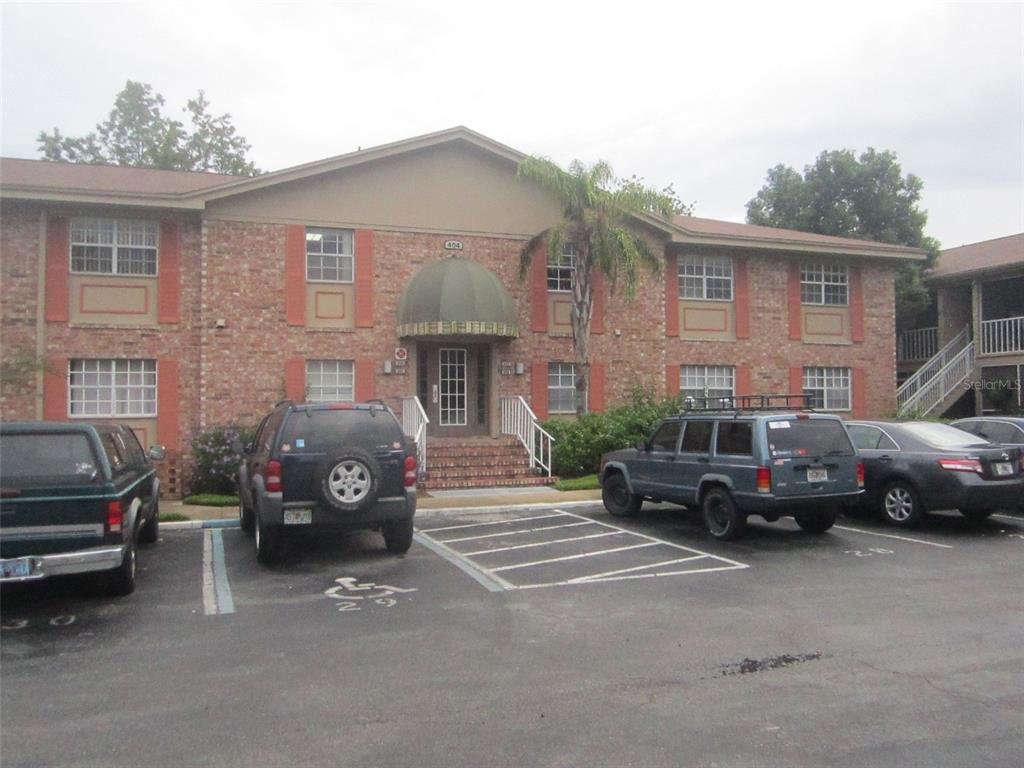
[{"left": 0, "top": 127, "right": 924, "bottom": 493}]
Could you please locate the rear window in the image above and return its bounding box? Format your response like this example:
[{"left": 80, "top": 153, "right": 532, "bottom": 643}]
[
  {"left": 0, "top": 433, "right": 100, "bottom": 484},
  {"left": 278, "top": 409, "right": 404, "bottom": 454},
  {"left": 900, "top": 423, "right": 990, "bottom": 449},
  {"left": 766, "top": 419, "right": 854, "bottom": 458}
]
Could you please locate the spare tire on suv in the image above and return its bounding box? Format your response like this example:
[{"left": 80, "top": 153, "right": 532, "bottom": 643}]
[{"left": 314, "top": 448, "right": 382, "bottom": 513}]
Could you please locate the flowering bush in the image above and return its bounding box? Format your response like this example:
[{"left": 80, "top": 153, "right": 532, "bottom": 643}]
[{"left": 189, "top": 424, "right": 256, "bottom": 495}]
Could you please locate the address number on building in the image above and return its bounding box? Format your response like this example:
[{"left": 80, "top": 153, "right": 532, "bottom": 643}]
[{"left": 444, "top": 240, "right": 464, "bottom": 250}]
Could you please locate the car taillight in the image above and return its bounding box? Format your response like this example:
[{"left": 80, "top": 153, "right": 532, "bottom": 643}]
[
  {"left": 938, "top": 458, "right": 983, "bottom": 474},
  {"left": 404, "top": 455, "right": 417, "bottom": 487},
  {"left": 756, "top": 466, "right": 771, "bottom": 493},
  {"left": 857, "top": 462, "right": 865, "bottom": 489},
  {"left": 106, "top": 500, "right": 123, "bottom": 534},
  {"left": 266, "top": 460, "right": 283, "bottom": 492}
]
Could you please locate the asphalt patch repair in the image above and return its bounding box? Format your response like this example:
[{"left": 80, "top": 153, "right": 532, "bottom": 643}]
[{"left": 719, "top": 651, "right": 824, "bottom": 676}]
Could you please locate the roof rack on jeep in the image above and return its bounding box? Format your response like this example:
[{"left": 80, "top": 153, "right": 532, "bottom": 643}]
[{"left": 680, "top": 393, "right": 816, "bottom": 413}]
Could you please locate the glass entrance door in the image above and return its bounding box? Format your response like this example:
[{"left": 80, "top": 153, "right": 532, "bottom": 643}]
[{"left": 439, "top": 348, "right": 467, "bottom": 427}]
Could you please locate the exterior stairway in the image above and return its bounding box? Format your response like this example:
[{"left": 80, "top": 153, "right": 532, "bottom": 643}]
[
  {"left": 897, "top": 325, "right": 975, "bottom": 417},
  {"left": 421, "top": 436, "right": 558, "bottom": 490}
]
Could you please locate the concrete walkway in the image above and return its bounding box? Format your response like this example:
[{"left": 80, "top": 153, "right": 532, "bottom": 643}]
[{"left": 164, "top": 487, "right": 603, "bottom": 521}]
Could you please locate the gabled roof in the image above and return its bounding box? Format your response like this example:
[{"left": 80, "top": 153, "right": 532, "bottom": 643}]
[{"left": 928, "top": 233, "right": 1024, "bottom": 282}]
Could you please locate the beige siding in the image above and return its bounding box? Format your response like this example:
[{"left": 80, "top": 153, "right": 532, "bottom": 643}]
[
  {"left": 69, "top": 275, "right": 158, "bottom": 326},
  {"left": 801, "top": 305, "right": 851, "bottom": 344},
  {"left": 305, "top": 284, "right": 355, "bottom": 329},
  {"left": 679, "top": 299, "right": 736, "bottom": 341}
]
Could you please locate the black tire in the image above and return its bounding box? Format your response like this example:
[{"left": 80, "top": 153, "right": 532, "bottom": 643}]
[
  {"left": 879, "top": 480, "right": 924, "bottom": 527},
  {"left": 959, "top": 508, "right": 994, "bottom": 523},
  {"left": 795, "top": 506, "right": 837, "bottom": 534},
  {"left": 602, "top": 472, "right": 642, "bottom": 517},
  {"left": 383, "top": 517, "right": 414, "bottom": 554},
  {"left": 314, "top": 449, "right": 381, "bottom": 514},
  {"left": 105, "top": 540, "right": 137, "bottom": 596},
  {"left": 239, "top": 493, "right": 254, "bottom": 536},
  {"left": 139, "top": 500, "right": 159, "bottom": 544},
  {"left": 255, "top": 507, "right": 280, "bottom": 564},
  {"left": 702, "top": 487, "right": 747, "bottom": 541}
]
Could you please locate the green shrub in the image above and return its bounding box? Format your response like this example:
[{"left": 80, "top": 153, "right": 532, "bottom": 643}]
[
  {"left": 183, "top": 494, "right": 240, "bottom": 507},
  {"left": 189, "top": 424, "right": 256, "bottom": 495},
  {"left": 544, "top": 389, "right": 680, "bottom": 477}
]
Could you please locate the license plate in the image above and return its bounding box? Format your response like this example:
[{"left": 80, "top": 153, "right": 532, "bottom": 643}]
[
  {"left": 283, "top": 509, "right": 312, "bottom": 525},
  {"left": 993, "top": 462, "right": 1013, "bottom": 477},
  {"left": 806, "top": 468, "right": 828, "bottom": 483},
  {"left": 1, "top": 557, "right": 32, "bottom": 579}
]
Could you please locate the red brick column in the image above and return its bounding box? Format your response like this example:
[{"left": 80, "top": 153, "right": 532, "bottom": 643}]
[
  {"left": 45, "top": 217, "right": 69, "bottom": 322},
  {"left": 158, "top": 221, "right": 181, "bottom": 323},
  {"left": 530, "top": 244, "right": 548, "bottom": 333},
  {"left": 734, "top": 256, "right": 750, "bottom": 339},
  {"left": 665, "top": 365, "right": 680, "bottom": 399},
  {"left": 788, "top": 262, "right": 802, "bottom": 340},
  {"left": 665, "top": 253, "right": 678, "bottom": 337},
  {"left": 284, "top": 358, "right": 305, "bottom": 401},
  {"left": 284, "top": 226, "right": 306, "bottom": 326},
  {"left": 354, "top": 229, "right": 375, "bottom": 328},
  {"left": 850, "top": 266, "right": 865, "bottom": 343},
  {"left": 591, "top": 270, "right": 605, "bottom": 334},
  {"left": 157, "top": 359, "right": 180, "bottom": 449},
  {"left": 355, "top": 359, "right": 375, "bottom": 401},
  {"left": 589, "top": 362, "right": 606, "bottom": 412},
  {"left": 531, "top": 360, "right": 548, "bottom": 419},
  {"left": 852, "top": 368, "right": 867, "bottom": 418},
  {"left": 43, "top": 356, "right": 68, "bottom": 420}
]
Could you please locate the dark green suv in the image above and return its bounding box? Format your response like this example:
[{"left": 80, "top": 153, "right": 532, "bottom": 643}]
[{"left": 599, "top": 398, "right": 864, "bottom": 540}]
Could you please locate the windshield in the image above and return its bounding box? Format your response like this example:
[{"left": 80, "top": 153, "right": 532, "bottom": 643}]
[
  {"left": 766, "top": 419, "right": 855, "bottom": 457},
  {"left": 900, "top": 422, "right": 991, "bottom": 448},
  {"left": 0, "top": 433, "right": 100, "bottom": 485}
]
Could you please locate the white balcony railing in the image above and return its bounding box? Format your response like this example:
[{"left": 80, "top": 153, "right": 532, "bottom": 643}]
[
  {"left": 980, "top": 315, "right": 1024, "bottom": 355},
  {"left": 896, "top": 325, "right": 971, "bottom": 412},
  {"left": 898, "top": 326, "right": 938, "bottom": 362},
  {"left": 401, "top": 396, "right": 429, "bottom": 478},
  {"left": 500, "top": 396, "right": 553, "bottom": 477}
]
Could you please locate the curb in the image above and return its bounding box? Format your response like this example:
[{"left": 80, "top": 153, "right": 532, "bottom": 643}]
[{"left": 162, "top": 518, "right": 240, "bottom": 530}]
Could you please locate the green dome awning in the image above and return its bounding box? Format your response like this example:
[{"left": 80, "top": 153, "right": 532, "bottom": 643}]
[{"left": 397, "top": 257, "right": 519, "bottom": 338}]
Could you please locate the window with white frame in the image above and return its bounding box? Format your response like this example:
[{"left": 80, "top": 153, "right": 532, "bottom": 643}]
[
  {"left": 548, "top": 362, "right": 579, "bottom": 414},
  {"left": 305, "top": 360, "right": 354, "bottom": 403},
  {"left": 547, "top": 244, "right": 576, "bottom": 292},
  {"left": 800, "top": 263, "right": 848, "bottom": 305},
  {"left": 306, "top": 228, "right": 354, "bottom": 283},
  {"left": 680, "top": 365, "right": 735, "bottom": 404},
  {"left": 70, "top": 218, "right": 158, "bottom": 276},
  {"left": 802, "top": 366, "right": 851, "bottom": 410},
  {"left": 678, "top": 255, "right": 733, "bottom": 300},
  {"left": 69, "top": 359, "right": 156, "bottom": 417}
]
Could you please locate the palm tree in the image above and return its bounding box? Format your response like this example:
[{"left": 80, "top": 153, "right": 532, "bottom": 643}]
[{"left": 517, "top": 157, "right": 680, "bottom": 415}]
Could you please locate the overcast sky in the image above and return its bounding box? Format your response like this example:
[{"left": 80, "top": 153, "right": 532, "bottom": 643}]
[{"left": 2, "top": 1, "right": 1021, "bottom": 249}]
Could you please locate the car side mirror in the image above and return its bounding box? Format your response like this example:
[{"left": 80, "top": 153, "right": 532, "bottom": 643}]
[
  {"left": 148, "top": 445, "right": 166, "bottom": 461},
  {"left": 244, "top": 442, "right": 254, "bottom": 455}
]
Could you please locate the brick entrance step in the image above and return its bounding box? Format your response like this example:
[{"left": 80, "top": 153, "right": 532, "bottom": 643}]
[{"left": 421, "top": 436, "right": 557, "bottom": 490}]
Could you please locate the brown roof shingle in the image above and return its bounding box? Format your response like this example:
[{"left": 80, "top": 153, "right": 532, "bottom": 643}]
[
  {"left": 930, "top": 233, "right": 1024, "bottom": 280},
  {"left": 0, "top": 157, "right": 242, "bottom": 196}
]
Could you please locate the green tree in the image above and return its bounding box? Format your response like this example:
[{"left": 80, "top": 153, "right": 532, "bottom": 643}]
[
  {"left": 517, "top": 157, "right": 682, "bottom": 415},
  {"left": 746, "top": 148, "right": 937, "bottom": 329},
  {"left": 37, "top": 80, "right": 259, "bottom": 175}
]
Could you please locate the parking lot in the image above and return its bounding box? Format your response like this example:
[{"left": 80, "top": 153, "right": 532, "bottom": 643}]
[{"left": 3, "top": 503, "right": 1024, "bottom": 768}]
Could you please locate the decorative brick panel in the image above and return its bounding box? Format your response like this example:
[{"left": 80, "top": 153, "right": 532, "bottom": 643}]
[
  {"left": 45, "top": 216, "right": 69, "bottom": 322},
  {"left": 589, "top": 362, "right": 606, "bottom": 412},
  {"left": 852, "top": 367, "right": 867, "bottom": 418},
  {"left": 354, "top": 229, "right": 374, "bottom": 328},
  {"left": 355, "top": 358, "right": 375, "bottom": 401},
  {"left": 734, "top": 256, "right": 750, "bottom": 339},
  {"left": 157, "top": 358, "right": 180, "bottom": 449},
  {"left": 531, "top": 360, "right": 548, "bottom": 420},
  {"left": 787, "top": 262, "right": 802, "bottom": 340},
  {"left": 665, "top": 364, "right": 680, "bottom": 398},
  {"left": 284, "top": 225, "right": 306, "bottom": 326},
  {"left": 43, "top": 356, "right": 68, "bottom": 420},
  {"left": 157, "top": 221, "right": 181, "bottom": 323},
  {"left": 284, "top": 358, "right": 305, "bottom": 401},
  {"left": 530, "top": 243, "right": 548, "bottom": 333},
  {"left": 850, "top": 266, "right": 865, "bottom": 343},
  {"left": 665, "top": 252, "right": 679, "bottom": 337},
  {"left": 591, "top": 270, "right": 605, "bottom": 334},
  {"left": 736, "top": 365, "right": 752, "bottom": 396}
]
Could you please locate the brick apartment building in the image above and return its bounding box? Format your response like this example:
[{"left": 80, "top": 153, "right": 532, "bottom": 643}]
[{"left": 0, "top": 127, "right": 924, "bottom": 493}]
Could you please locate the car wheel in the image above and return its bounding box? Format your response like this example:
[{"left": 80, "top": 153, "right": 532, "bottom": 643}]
[
  {"left": 383, "top": 517, "right": 414, "bottom": 554},
  {"left": 602, "top": 472, "right": 642, "bottom": 517},
  {"left": 880, "top": 481, "right": 923, "bottom": 527},
  {"left": 239, "top": 493, "right": 254, "bottom": 536},
  {"left": 959, "top": 508, "right": 994, "bottom": 523},
  {"left": 139, "top": 499, "right": 159, "bottom": 544},
  {"left": 701, "top": 487, "right": 746, "bottom": 541},
  {"left": 105, "top": 540, "right": 137, "bottom": 596},
  {"left": 795, "top": 506, "right": 837, "bottom": 534},
  {"left": 254, "top": 507, "right": 280, "bottom": 564},
  {"left": 314, "top": 449, "right": 381, "bottom": 513}
]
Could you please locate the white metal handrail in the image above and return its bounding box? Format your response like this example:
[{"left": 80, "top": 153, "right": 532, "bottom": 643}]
[
  {"left": 899, "top": 341, "right": 975, "bottom": 416},
  {"left": 896, "top": 325, "right": 970, "bottom": 410},
  {"left": 897, "top": 326, "right": 938, "bottom": 362},
  {"left": 500, "top": 396, "right": 553, "bottom": 477},
  {"left": 981, "top": 315, "right": 1024, "bottom": 355},
  {"left": 401, "top": 396, "right": 429, "bottom": 477}
]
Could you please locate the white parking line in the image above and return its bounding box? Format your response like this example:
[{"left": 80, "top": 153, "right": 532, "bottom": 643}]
[
  {"left": 993, "top": 513, "right": 1023, "bottom": 522},
  {"left": 417, "top": 512, "right": 568, "bottom": 534},
  {"left": 834, "top": 525, "right": 954, "bottom": 549},
  {"left": 438, "top": 520, "right": 594, "bottom": 544},
  {"left": 462, "top": 530, "right": 624, "bottom": 557},
  {"left": 202, "top": 528, "right": 236, "bottom": 615},
  {"left": 490, "top": 542, "right": 660, "bottom": 573},
  {"left": 568, "top": 554, "right": 709, "bottom": 583}
]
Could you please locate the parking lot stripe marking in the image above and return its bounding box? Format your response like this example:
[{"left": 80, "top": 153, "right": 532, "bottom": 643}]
[
  {"left": 834, "top": 525, "right": 954, "bottom": 549},
  {"left": 489, "top": 542, "right": 660, "bottom": 573},
  {"left": 202, "top": 530, "right": 217, "bottom": 616},
  {"left": 417, "top": 512, "right": 570, "bottom": 534},
  {"left": 436, "top": 520, "right": 595, "bottom": 544},
  {"left": 461, "top": 530, "right": 624, "bottom": 557},
  {"left": 556, "top": 509, "right": 749, "bottom": 569},
  {"left": 518, "top": 562, "right": 749, "bottom": 590},
  {"left": 568, "top": 554, "right": 709, "bottom": 583},
  {"left": 993, "top": 513, "right": 1023, "bottom": 522},
  {"left": 413, "top": 532, "right": 513, "bottom": 592},
  {"left": 211, "top": 528, "right": 235, "bottom": 615}
]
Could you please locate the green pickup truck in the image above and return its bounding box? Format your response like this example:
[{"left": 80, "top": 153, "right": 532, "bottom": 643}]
[{"left": 0, "top": 422, "right": 163, "bottom": 595}]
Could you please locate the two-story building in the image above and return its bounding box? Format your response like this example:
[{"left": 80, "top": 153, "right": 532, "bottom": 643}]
[
  {"left": 0, "top": 127, "right": 924, "bottom": 493},
  {"left": 897, "top": 233, "right": 1024, "bottom": 417}
]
